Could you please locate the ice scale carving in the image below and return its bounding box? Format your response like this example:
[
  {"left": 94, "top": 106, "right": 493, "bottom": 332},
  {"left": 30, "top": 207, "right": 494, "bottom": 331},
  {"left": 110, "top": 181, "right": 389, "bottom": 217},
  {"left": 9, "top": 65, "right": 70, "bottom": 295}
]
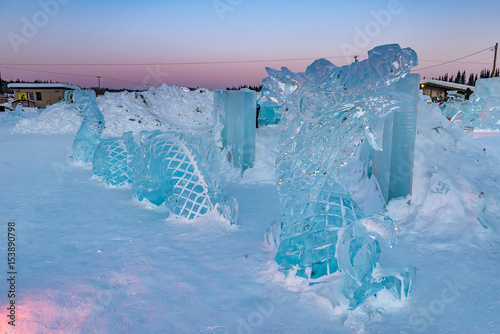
[
  {"left": 261, "top": 44, "right": 416, "bottom": 307},
  {"left": 92, "top": 131, "right": 139, "bottom": 186},
  {"left": 133, "top": 131, "right": 238, "bottom": 223}
]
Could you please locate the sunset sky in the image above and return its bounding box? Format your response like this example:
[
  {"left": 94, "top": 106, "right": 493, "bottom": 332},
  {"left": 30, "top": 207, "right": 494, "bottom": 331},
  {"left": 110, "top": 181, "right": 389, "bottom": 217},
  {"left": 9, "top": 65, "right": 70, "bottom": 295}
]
[{"left": 0, "top": 0, "right": 498, "bottom": 90}]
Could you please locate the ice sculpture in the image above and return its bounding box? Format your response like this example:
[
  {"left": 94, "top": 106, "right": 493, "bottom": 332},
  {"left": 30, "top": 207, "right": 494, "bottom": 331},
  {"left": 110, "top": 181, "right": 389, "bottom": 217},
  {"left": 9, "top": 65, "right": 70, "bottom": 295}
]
[
  {"left": 214, "top": 89, "right": 256, "bottom": 171},
  {"left": 133, "top": 131, "right": 238, "bottom": 223},
  {"left": 2, "top": 104, "right": 23, "bottom": 123},
  {"left": 443, "top": 78, "right": 500, "bottom": 130},
  {"left": 92, "top": 131, "right": 139, "bottom": 186},
  {"left": 70, "top": 90, "right": 105, "bottom": 163},
  {"left": 261, "top": 44, "right": 416, "bottom": 307},
  {"left": 257, "top": 89, "right": 281, "bottom": 126}
]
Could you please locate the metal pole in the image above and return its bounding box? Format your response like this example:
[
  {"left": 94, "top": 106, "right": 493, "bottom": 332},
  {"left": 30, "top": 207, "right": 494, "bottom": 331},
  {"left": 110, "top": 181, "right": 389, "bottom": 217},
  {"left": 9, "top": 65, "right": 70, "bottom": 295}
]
[{"left": 492, "top": 43, "right": 498, "bottom": 78}]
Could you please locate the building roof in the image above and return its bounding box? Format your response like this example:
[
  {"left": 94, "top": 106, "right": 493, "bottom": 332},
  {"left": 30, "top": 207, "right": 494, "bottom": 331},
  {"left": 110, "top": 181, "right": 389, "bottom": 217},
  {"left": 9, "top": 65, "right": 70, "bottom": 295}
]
[
  {"left": 420, "top": 79, "right": 474, "bottom": 92},
  {"left": 7, "top": 83, "right": 81, "bottom": 90}
]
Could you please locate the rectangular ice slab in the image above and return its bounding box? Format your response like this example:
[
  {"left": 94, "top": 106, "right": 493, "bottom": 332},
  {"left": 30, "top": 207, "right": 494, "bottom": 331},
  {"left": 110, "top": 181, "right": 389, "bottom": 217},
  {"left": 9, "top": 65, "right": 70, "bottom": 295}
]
[
  {"left": 214, "top": 89, "right": 256, "bottom": 171},
  {"left": 373, "top": 73, "right": 419, "bottom": 202}
]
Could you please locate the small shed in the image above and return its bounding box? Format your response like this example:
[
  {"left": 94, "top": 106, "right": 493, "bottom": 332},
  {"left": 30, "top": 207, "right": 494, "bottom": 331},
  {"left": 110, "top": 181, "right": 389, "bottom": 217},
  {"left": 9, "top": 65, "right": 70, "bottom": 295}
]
[
  {"left": 7, "top": 83, "right": 80, "bottom": 108},
  {"left": 420, "top": 79, "right": 474, "bottom": 102}
]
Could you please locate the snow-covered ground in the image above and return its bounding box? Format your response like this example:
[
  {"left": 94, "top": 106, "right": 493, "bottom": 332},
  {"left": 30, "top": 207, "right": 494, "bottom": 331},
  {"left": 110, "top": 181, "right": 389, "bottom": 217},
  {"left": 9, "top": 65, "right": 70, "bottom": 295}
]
[{"left": 1, "top": 88, "right": 499, "bottom": 333}]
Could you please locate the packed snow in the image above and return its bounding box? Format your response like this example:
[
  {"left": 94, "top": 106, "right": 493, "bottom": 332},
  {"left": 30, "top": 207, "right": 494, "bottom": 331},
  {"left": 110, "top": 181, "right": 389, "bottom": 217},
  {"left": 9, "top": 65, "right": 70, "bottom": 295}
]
[{"left": 0, "top": 85, "right": 499, "bottom": 333}]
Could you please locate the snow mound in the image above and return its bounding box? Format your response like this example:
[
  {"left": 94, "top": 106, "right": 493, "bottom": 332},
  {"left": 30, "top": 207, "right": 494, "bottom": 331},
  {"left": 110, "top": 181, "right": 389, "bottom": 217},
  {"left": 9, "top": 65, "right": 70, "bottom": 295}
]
[
  {"left": 12, "top": 84, "right": 215, "bottom": 137},
  {"left": 12, "top": 103, "right": 81, "bottom": 135},
  {"left": 387, "top": 100, "right": 500, "bottom": 244}
]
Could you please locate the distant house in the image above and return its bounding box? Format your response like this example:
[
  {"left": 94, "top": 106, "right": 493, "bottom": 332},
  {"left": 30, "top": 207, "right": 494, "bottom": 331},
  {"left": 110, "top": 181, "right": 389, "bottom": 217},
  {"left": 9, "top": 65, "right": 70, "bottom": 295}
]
[
  {"left": 7, "top": 83, "right": 80, "bottom": 108},
  {"left": 420, "top": 79, "right": 474, "bottom": 102}
]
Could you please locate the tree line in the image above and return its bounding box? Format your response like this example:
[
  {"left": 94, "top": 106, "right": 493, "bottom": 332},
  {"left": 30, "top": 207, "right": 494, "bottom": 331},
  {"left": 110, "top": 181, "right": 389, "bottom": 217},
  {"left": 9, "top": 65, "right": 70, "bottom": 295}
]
[{"left": 431, "top": 68, "right": 500, "bottom": 86}]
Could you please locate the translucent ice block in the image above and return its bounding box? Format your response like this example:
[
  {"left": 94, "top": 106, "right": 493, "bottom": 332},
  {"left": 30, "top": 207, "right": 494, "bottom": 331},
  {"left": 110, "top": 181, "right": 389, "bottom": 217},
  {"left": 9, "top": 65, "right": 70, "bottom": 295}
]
[
  {"left": 133, "top": 131, "right": 238, "bottom": 223},
  {"left": 372, "top": 73, "right": 419, "bottom": 202},
  {"left": 214, "top": 89, "right": 256, "bottom": 171}
]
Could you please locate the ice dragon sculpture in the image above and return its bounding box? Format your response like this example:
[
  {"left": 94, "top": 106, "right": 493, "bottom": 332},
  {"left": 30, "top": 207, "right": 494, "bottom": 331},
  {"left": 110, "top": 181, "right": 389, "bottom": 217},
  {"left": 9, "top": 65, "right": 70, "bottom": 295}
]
[
  {"left": 261, "top": 44, "right": 416, "bottom": 307},
  {"left": 133, "top": 131, "right": 238, "bottom": 223},
  {"left": 68, "top": 90, "right": 237, "bottom": 223}
]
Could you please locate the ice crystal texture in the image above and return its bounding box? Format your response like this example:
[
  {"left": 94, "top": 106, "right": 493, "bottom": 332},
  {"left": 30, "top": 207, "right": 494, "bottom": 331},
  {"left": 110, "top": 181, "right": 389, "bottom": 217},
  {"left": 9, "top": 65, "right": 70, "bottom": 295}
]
[
  {"left": 133, "top": 131, "right": 238, "bottom": 223},
  {"left": 261, "top": 44, "right": 417, "bottom": 307},
  {"left": 71, "top": 90, "right": 105, "bottom": 163},
  {"left": 92, "top": 131, "right": 139, "bottom": 186}
]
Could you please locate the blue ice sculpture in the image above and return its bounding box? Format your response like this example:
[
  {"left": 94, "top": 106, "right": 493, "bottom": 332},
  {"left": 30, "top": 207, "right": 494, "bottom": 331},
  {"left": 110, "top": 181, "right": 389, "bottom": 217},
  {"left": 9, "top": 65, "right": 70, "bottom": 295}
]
[
  {"left": 3, "top": 104, "right": 24, "bottom": 123},
  {"left": 69, "top": 90, "right": 105, "bottom": 163},
  {"left": 133, "top": 131, "right": 238, "bottom": 223},
  {"left": 257, "top": 88, "right": 281, "bottom": 126},
  {"left": 214, "top": 89, "right": 256, "bottom": 171},
  {"left": 261, "top": 44, "right": 416, "bottom": 307},
  {"left": 92, "top": 131, "right": 139, "bottom": 186},
  {"left": 443, "top": 78, "right": 500, "bottom": 130}
]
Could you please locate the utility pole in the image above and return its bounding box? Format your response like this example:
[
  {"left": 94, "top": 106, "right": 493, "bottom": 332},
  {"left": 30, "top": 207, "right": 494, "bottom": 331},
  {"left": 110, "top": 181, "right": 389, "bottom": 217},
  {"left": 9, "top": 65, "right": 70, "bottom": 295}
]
[
  {"left": 96, "top": 76, "right": 101, "bottom": 90},
  {"left": 492, "top": 43, "right": 498, "bottom": 78}
]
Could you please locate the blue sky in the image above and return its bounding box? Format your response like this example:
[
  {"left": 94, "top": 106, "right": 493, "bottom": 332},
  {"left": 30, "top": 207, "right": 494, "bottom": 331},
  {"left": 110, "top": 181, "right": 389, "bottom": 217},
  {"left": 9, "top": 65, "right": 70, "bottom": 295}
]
[{"left": 0, "top": 0, "right": 498, "bottom": 89}]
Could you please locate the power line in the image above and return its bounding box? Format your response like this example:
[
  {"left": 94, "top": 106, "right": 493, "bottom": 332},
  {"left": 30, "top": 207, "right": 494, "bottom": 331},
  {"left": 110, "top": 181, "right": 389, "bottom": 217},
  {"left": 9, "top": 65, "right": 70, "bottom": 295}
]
[
  {"left": 0, "top": 56, "right": 347, "bottom": 67},
  {"left": 0, "top": 65, "right": 144, "bottom": 86},
  {"left": 414, "top": 46, "right": 495, "bottom": 71}
]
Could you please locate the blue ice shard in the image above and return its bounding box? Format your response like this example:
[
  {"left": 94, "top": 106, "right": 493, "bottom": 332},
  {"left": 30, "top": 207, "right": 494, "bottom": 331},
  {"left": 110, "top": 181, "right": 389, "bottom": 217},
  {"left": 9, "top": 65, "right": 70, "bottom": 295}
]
[
  {"left": 214, "top": 89, "right": 256, "bottom": 171},
  {"left": 92, "top": 131, "right": 139, "bottom": 186},
  {"left": 133, "top": 131, "right": 238, "bottom": 223},
  {"left": 261, "top": 44, "right": 417, "bottom": 307},
  {"left": 69, "top": 90, "right": 105, "bottom": 163}
]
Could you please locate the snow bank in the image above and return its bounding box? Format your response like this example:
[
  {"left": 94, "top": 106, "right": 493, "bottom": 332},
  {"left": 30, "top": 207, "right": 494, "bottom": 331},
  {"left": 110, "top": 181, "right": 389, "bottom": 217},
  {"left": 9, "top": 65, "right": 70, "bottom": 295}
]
[
  {"left": 12, "top": 103, "right": 81, "bottom": 134},
  {"left": 12, "top": 84, "right": 215, "bottom": 136},
  {"left": 387, "top": 100, "right": 500, "bottom": 244}
]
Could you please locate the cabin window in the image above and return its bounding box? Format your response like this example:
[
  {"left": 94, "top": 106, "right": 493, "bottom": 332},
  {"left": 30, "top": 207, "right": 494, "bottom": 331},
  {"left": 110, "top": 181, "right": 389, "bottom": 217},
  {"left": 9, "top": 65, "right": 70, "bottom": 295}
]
[{"left": 36, "top": 92, "right": 42, "bottom": 100}]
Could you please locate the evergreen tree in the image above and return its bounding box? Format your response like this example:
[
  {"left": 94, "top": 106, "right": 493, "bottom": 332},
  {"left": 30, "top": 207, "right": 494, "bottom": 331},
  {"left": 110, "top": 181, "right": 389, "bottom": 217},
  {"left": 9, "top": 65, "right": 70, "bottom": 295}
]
[
  {"left": 467, "top": 73, "right": 475, "bottom": 86},
  {"left": 454, "top": 70, "right": 461, "bottom": 84},
  {"left": 449, "top": 75, "right": 454, "bottom": 82},
  {"left": 443, "top": 73, "right": 449, "bottom": 81},
  {"left": 461, "top": 71, "right": 466, "bottom": 84},
  {"left": 480, "top": 69, "right": 491, "bottom": 78}
]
